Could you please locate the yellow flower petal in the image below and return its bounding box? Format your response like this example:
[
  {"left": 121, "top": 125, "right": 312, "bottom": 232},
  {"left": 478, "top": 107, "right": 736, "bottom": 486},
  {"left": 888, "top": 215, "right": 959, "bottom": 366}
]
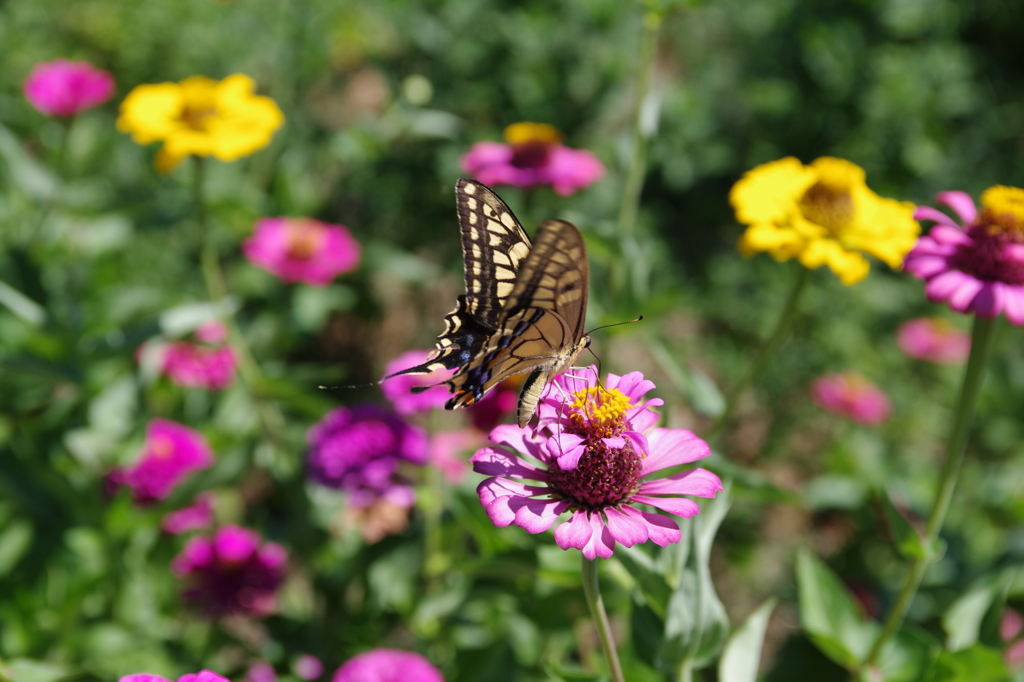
[
  {"left": 116, "top": 83, "right": 184, "bottom": 144},
  {"left": 729, "top": 157, "right": 817, "bottom": 224},
  {"left": 799, "top": 238, "right": 869, "bottom": 285}
]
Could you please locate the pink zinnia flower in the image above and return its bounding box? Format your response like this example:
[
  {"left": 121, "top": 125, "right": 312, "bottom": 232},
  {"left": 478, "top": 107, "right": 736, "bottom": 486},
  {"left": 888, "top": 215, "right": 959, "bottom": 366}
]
[
  {"left": 904, "top": 186, "right": 1024, "bottom": 325},
  {"left": 896, "top": 317, "right": 971, "bottom": 364},
  {"left": 472, "top": 367, "right": 722, "bottom": 560},
  {"left": 295, "top": 656, "right": 324, "bottom": 681},
  {"left": 162, "top": 492, "right": 215, "bottom": 534},
  {"left": 120, "top": 419, "right": 214, "bottom": 503},
  {"left": 381, "top": 350, "right": 456, "bottom": 415},
  {"left": 171, "top": 525, "right": 287, "bottom": 618},
  {"left": 332, "top": 649, "right": 444, "bottom": 682},
  {"left": 307, "top": 404, "right": 427, "bottom": 508},
  {"left": 23, "top": 59, "right": 114, "bottom": 117},
  {"left": 460, "top": 122, "right": 604, "bottom": 196},
  {"left": 810, "top": 372, "right": 892, "bottom": 426},
  {"left": 243, "top": 217, "right": 360, "bottom": 286},
  {"left": 121, "top": 670, "right": 228, "bottom": 682},
  {"left": 161, "top": 342, "right": 237, "bottom": 390}
]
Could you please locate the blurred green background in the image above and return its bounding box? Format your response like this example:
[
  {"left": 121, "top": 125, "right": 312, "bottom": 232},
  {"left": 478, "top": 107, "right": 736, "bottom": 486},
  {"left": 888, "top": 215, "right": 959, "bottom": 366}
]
[{"left": 2, "top": 0, "right": 1024, "bottom": 681}]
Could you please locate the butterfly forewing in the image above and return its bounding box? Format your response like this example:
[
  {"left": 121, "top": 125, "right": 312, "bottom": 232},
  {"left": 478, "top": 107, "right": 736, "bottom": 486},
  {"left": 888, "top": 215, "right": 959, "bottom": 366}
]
[
  {"left": 385, "top": 180, "right": 532, "bottom": 378},
  {"left": 386, "top": 180, "right": 590, "bottom": 428}
]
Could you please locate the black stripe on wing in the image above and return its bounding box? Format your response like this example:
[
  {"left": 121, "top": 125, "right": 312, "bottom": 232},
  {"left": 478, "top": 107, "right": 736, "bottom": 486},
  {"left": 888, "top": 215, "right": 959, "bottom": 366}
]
[{"left": 455, "top": 179, "right": 532, "bottom": 326}]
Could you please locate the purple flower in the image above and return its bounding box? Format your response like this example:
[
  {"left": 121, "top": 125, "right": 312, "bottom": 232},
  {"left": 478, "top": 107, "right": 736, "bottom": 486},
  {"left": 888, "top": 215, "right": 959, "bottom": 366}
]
[
  {"left": 460, "top": 122, "right": 604, "bottom": 196},
  {"left": 24, "top": 59, "right": 114, "bottom": 117},
  {"left": 243, "top": 217, "right": 361, "bottom": 286},
  {"left": 332, "top": 649, "right": 444, "bottom": 682},
  {"left": 121, "top": 671, "right": 228, "bottom": 682},
  {"left": 471, "top": 367, "right": 722, "bottom": 560},
  {"left": 904, "top": 186, "right": 1024, "bottom": 324},
  {"left": 247, "top": 663, "right": 277, "bottom": 682},
  {"left": 162, "top": 492, "right": 215, "bottom": 534},
  {"left": 381, "top": 350, "right": 456, "bottom": 415},
  {"left": 307, "top": 404, "right": 427, "bottom": 508},
  {"left": 120, "top": 419, "right": 214, "bottom": 503},
  {"left": 171, "top": 525, "right": 287, "bottom": 618}
]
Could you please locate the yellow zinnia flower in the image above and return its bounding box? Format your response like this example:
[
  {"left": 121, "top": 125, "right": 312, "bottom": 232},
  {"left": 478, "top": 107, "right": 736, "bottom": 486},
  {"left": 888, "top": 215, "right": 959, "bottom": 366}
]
[
  {"left": 730, "top": 156, "right": 919, "bottom": 285},
  {"left": 117, "top": 74, "right": 284, "bottom": 171}
]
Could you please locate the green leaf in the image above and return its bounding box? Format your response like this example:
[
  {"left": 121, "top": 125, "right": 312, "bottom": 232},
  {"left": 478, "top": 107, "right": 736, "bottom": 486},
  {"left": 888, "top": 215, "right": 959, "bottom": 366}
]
[
  {"left": 796, "top": 548, "right": 874, "bottom": 669},
  {"left": 649, "top": 340, "right": 725, "bottom": 417},
  {"left": 718, "top": 598, "right": 776, "bottom": 682},
  {"left": 944, "top": 583, "right": 999, "bottom": 652},
  {"left": 3, "top": 658, "right": 71, "bottom": 682},
  {"left": 920, "top": 645, "right": 1012, "bottom": 682},
  {"left": 616, "top": 545, "right": 672, "bottom": 620},
  {"left": 882, "top": 492, "right": 929, "bottom": 560},
  {"left": 0, "top": 519, "right": 33, "bottom": 577}
]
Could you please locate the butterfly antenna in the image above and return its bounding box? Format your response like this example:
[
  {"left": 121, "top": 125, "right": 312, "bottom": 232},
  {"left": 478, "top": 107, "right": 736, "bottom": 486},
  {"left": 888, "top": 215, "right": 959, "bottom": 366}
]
[
  {"left": 318, "top": 380, "right": 382, "bottom": 390},
  {"left": 584, "top": 315, "right": 643, "bottom": 337}
]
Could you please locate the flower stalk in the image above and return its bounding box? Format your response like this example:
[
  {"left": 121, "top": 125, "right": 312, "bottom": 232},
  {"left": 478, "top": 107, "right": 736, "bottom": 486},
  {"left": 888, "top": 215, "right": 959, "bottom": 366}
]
[
  {"left": 614, "top": 8, "right": 662, "bottom": 302},
  {"left": 705, "top": 265, "right": 809, "bottom": 442},
  {"left": 862, "top": 314, "right": 998, "bottom": 668},
  {"left": 581, "top": 556, "right": 626, "bottom": 682}
]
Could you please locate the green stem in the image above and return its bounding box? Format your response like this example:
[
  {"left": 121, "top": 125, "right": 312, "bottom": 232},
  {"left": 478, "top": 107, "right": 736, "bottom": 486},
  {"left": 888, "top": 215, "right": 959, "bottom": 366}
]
[
  {"left": 705, "top": 265, "right": 809, "bottom": 443},
  {"left": 581, "top": 556, "right": 625, "bottom": 682},
  {"left": 678, "top": 517, "right": 704, "bottom": 682},
  {"left": 613, "top": 9, "right": 662, "bottom": 302},
  {"left": 192, "top": 157, "right": 282, "bottom": 440},
  {"left": 862, "top": 314, "right": 998, "bottom": 668}
]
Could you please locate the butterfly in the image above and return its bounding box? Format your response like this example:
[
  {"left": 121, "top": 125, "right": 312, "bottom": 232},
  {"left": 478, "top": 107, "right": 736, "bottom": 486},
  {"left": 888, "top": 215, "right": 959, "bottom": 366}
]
[{"left": 387, "top": 178, "right": 591, "bottom": 427}]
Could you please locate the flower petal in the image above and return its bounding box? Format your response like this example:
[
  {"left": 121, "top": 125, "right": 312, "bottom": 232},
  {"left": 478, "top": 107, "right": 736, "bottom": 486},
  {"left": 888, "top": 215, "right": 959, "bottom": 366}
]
[
  {"left": 489, "top": 424, "right": 545, "bottom": 460},
  {"left": 547, "top": 433, "right": 586, "bottom": 470},
  {"left": 913, "top": 206, "right": 958, "bottom": 227},
  {"left": 936, "top": 191, "right": 977, "bottom": 224},
  {"left": 608, "top": 371, "right": 656, "bottom": 404},
  {"left": 929, "top": 225, "right": 973, "bottom": 246},
  {"left": 971, "top": 282, "right": 1005, "bottom": 318},
  {"left": 554, "top": 509, "right": 594, "bottom": 552},
  {"left": 641, "top": 428, "right": 711, "bottom": 476},
  {"left": 1003, "top": 285, "right": 1024, "bottom": 326},
  {"left": 471, "top": 446, "right": 548, "bottom": 481},
  {"left": 512, "top": 497, "right": 572, "bottom": 533},
  {"left": 581, "top": 513, "right": 616, "bottom": 560},
  {"left": 903, "top": 255, "right": 952, "bottom": 279},
  {"left": 624, "top": 430, "right": 650, "bottom": 458},
  {"left": 631, "top": 494, "right": 702, "bottom": 518},
  {"left": 603, "top": 507, "right": 649, "bottom": 548},
  {"left": 621, "top": 506, "right": 680, "bottom": 546},
  {"left": 638, "top": 468, "right": 723, "bottom": 498}
]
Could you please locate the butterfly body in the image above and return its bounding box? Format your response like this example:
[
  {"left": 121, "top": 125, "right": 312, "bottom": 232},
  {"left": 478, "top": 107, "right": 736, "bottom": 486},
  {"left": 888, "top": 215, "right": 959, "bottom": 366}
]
[{"left": 388, "top": 179, "right": 590, "bottom": 427}]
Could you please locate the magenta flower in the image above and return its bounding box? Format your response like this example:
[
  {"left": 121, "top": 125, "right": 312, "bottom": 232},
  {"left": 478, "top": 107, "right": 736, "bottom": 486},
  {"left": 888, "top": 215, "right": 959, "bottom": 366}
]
[
  {"left": 896, "top": 317, "right": 970, "bottom": 364},
  {"left": 295, "top": 656, "right": 324, "bottom": 681},
  {"left": 381, "top": 350, "right": 456, "bottom": 415},
  {"left": 162, "top": 342, "right": 237, "bottom": 390},
  {"left": 121, "top": 671, "right": 228, "bottom": 682},
  {"left": 332, "top": 649, "right": 444, "bottom": 682},
  {"left": 460, "top": 122, "right": 604, "bottom": 196},
  {"left": 471, "top": 367, "right": 722, "bottom": 560},
  {"left": 307, "top": 404, "right": 427, "bottom": 508},
  {"left": 119, "top": 419, "right": 214, "bottom": 503},
  {"left": 171, "top": 524, "right": 287, "bottom": 618},
  {"left": 466, "top": 377, "right": 519, "bottom": 432},
  {"left": 904, "top": 186, "right": 1024, "bottom": 325},
  {"left": 23, "top": 59, "right": 114, "bottom": 117},
  {"left": 810, "top": 372, "right": 892, "bottom": 426},
  {"left": 162, "top": 492, "right": 215, "bottom": 534},
  {"left": 243, "top": 217, "right": 360, "bottom": 286}
]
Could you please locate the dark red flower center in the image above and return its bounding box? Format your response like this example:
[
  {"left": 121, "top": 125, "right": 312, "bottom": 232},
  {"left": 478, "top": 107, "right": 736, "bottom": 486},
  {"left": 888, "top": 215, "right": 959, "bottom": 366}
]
[
  {"left": 510, "top": 139, "right": 553, "bottom": 169},
  {"left": 951, "top": 209, "right": 1024, "bottom": 285},
  {"left": 547, "top": 439, "right": 642, "bottom": 510}
]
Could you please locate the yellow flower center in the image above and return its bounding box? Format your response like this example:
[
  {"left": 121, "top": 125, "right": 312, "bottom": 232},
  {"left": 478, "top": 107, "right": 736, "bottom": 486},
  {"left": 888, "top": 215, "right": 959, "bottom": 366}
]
[
  {"left": 150, "top": 435, "right": 174, "bottom": 459},
  {"left": 180, "top": 104, "right": 219, "bottom": 132},
  {"left": 979, "top": 185, "right": 1024, "bottom": 239},
  {"left": 569, "top": 386, "right": 632, "bottom": 439},
  {"left": 285, "top": 221, "right": 327, "bottom": 260},
  {"left": 503, "top": 122, "right": 562, "bottom": 146}
]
